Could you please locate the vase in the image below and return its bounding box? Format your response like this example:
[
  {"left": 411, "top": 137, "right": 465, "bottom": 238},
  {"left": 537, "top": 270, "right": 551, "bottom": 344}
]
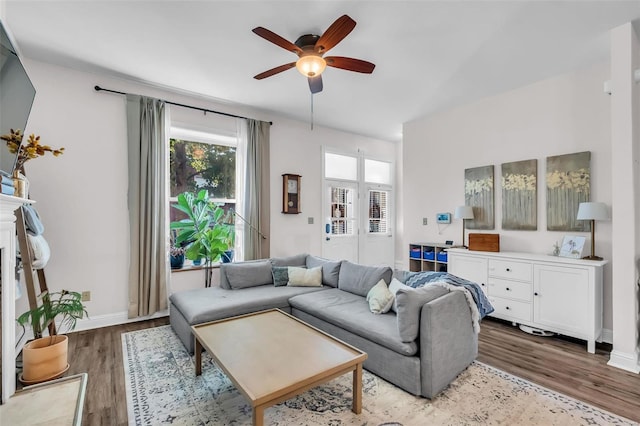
[
  {"left": 21, "top": 335, "right": 69, "bottom": 384},
  {"left": 12, "top": 170, "right": 29, "bottom": 198},
  {"left": 192, "top": 258, "right": 202, "bottom": 266},
  {"left": 170, "top": 253, "right": 185, "bottom": 269}
]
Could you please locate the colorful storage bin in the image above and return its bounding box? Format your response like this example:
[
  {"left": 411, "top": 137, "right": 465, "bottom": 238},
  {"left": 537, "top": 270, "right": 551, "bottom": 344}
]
[
  {"left": 423, "top": 251, "right": 435, "bottom": 260},
  {"left": 437, "top": 251, "right": 448, "bottom": 262}
]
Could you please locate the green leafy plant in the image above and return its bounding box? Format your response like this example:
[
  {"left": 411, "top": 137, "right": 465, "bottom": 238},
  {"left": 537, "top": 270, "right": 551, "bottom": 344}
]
[
  {"left": 170, "top": 190, "right": 231, "bottom": 286},
  {"left": 17, "top": 290, "right": 87, "bottom": 341}
]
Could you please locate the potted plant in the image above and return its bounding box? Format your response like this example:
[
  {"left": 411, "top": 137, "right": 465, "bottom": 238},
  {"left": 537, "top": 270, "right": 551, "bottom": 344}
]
[
  {"left": 170, "top": 190, "right": 231, "bottom": 287},
  {"left": 17, "top": 290, "right": 87, "bottom": 384},
  {"left": 170, "top": 229, "right": 187, "bottom": 269}
]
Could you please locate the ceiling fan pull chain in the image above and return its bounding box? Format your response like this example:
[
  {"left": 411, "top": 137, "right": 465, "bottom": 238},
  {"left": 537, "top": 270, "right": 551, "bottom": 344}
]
[{"left": 310, "top": 93, "right": 314, "bottom": 131}]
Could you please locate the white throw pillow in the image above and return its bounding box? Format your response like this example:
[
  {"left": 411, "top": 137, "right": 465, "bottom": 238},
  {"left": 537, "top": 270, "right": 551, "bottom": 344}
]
[
  {"left": 287, "top": 266, "right": 322, "bottom": 287},
  {"left": 366, "top": 279, "right": 395, "bottom": 314},
  {"left": 389, "top": 277, "right": 411, "bottom": 313}
]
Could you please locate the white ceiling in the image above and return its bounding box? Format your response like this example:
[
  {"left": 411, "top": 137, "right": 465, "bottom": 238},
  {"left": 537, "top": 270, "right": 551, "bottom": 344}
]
[{"left": 4, "top": 1, "right": 640, "bottom": 142}]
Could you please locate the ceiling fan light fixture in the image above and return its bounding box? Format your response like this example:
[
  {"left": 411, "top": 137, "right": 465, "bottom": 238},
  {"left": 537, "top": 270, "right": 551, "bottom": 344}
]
[{"left": 296, "top": 54, "right": 326, "bottom": 77}]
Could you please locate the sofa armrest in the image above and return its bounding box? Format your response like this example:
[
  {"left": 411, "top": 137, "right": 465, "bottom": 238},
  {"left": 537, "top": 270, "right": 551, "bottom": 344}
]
[{"left": 419, "top": 291, "right": 478, "bottom": 398}]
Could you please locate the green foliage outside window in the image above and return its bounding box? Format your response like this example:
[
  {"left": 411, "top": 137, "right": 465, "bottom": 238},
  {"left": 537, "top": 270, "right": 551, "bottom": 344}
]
[{"left": 169, "top": 138, "right": 236, "bottom": 199}]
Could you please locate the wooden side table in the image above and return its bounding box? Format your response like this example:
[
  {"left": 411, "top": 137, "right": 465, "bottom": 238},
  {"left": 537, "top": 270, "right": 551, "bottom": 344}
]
[{"left": 0, "top": 373, "right": 87, "bottom": 425}]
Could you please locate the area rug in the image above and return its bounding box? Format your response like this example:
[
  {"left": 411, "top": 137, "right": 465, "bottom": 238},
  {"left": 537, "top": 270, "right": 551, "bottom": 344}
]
[{"left": 122, "top": 325, "right": 635, "bottom": 425}]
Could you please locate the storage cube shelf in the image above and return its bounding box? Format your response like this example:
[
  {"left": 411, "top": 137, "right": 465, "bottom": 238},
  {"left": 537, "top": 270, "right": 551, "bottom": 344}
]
[{"left": 409, "top": 243, "right": 451, "bottom": 272}]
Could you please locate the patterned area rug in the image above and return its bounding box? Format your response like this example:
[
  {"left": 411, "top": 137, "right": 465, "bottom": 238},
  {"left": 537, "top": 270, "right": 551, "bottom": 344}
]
[{"left": 122, "top": 325, "right": 635, "bottom": 425}]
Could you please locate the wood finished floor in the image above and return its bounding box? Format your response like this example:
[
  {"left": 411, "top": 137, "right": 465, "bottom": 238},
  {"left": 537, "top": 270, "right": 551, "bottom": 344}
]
[{"left": 61, "top": 316, "right": 640, "bottom": 425}]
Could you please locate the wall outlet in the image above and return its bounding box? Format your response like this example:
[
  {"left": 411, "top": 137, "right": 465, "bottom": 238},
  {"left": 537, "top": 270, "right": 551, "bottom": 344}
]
[
  {"left": 308, "top": 217, "right": 314, "bottom": 224},
  {"left": 81, "top": 291, "right": 91, "bottom": 302},
  {"left": 422, "top": 218, "right": 428, "bottom": 225}
]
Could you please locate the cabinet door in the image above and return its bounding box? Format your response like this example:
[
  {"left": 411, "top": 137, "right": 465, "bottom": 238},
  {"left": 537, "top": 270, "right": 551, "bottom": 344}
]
[
  {"left": 533, "top": 264, "right": 590, "bottom": 335},
  {"left": 449, "top": 254, "right": 488, "bottom": 295}
]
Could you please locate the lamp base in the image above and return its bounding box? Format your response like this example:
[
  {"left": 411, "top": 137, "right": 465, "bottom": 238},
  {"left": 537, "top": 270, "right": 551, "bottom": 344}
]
[{"left": 582, "top": 255, "right": 603, "bottom": 261}]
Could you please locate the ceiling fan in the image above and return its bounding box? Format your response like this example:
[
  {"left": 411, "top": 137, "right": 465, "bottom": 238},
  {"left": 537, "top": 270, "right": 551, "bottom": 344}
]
[{"left": 252, "top": 15, "right": 375, "bottom": 94}]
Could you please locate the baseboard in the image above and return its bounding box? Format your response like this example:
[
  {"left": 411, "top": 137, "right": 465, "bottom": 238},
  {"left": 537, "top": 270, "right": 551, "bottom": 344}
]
[
  {"left": 607, "top": 349, "right": 640, "bottom": 373},
  {"left": 73, "top": 309, "right": 169, "bottom": 332},
  {"left": 601, "top": 328, "right": 613, "bottom": 344}
]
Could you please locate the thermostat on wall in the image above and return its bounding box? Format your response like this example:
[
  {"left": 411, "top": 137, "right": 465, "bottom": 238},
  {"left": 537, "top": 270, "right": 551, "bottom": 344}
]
[{"left": 436, "top": 212, "right": 451, "bottom": 224}]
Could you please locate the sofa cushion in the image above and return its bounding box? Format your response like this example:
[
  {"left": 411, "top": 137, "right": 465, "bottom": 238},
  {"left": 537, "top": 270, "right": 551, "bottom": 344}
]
[
  {"left": 288, "top": 266, "right": 322, "bottom": 287},
  {"left": 338, "top": 261, "right": 392, "bottom": 297},
  {"left": 396, "top": 286, "right": 449, "bottom": 342},
  {"left": 389, "top": 277, "right": 411, "bottom": 313},
  {"left": 366, "top": 279, "right": 394, "bottom": 314},
  {"left": 289, "top": 288, "right": 418, "bottom": 356},
  {"left": 223, "top": 260, "right": 273, "bottom": 289},
  {"left": 169, "top": 285, "right": 327, "bottom": 325},
  {"left": 270, "top": 253, "right": 308, "bottom": 267},
  {"left": 306, "top": 255, "right": 341, "bottom": 287}
]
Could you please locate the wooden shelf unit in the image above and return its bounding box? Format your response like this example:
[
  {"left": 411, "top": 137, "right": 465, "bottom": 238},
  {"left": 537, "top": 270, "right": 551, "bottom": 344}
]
[{"left": 409, "top": 242, "right": 452, "bottom": 272}]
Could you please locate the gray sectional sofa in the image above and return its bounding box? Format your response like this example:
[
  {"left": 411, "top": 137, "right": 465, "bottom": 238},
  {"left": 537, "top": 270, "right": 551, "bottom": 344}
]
[{"left": 169, "top": 253, "right": 477, "bottom": 398}]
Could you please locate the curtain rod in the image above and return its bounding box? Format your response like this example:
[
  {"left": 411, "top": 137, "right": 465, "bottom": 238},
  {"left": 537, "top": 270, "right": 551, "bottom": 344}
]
[{"left": 94, "top": 85, "right": 272, "bottom": 125}]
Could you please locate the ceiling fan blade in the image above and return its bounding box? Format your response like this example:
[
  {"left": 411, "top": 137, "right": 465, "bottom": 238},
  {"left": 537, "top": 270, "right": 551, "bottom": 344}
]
[
  {"left": 308, "top": 75, "right": 323, "bottom": 94},
  {"left": 324, "top": 56, "right": 375, "bottom": 73},
  {"left": 252, "top": 27, "right": 303, "bottom": 55},
  {"left": 253, "top": 63, "right": 296, "bottom": 80},
  {"left": 315, "top": 15, "right": 356, "bottom": 54}
]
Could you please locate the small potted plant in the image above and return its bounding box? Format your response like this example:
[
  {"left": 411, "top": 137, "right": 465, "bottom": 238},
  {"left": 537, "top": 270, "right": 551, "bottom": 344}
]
[
  {"left": 17, "top": 290, "right": 87, "bottom": 384},
  {"left": 170, "top": 230, "right": 187, "bottom": 269}
]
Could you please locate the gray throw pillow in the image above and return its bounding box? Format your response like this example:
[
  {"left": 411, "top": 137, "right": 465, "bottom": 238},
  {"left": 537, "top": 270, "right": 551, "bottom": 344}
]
[
  {"left": 306, "top": 255, "right": 341, "bottom": 287},
  {"left": 224, "top": 260, "right": 273, "bottom": 289},
  {"left": 270, "top": 253, "right": 308, "bottom": 267},
  {"left": 337, "top": 261, "right": 392, "bottom": 297},
  {"left": 395, "top": 286, "right": 449, "bottom": 342}
]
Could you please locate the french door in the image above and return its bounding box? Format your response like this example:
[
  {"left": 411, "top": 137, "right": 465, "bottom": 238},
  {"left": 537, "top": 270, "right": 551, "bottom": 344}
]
[{"left": 322, "top": 150, "right": 394, "bottom": 266}]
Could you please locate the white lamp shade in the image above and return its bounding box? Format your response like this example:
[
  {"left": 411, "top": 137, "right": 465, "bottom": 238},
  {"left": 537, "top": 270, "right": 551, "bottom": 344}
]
[
  {"left": 576, "top": 202, "right": 609, "bottom": 221},
  {"left": 454, "top": 205, "right": 474, "bottom": 220}
]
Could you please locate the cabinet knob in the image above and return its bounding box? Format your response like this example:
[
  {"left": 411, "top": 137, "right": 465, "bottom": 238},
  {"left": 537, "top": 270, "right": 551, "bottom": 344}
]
[
  {"left": 534, "top": 292, "right": 539, "bottom": 296},
  {"left": 481, "top": 283, "right": 485, "bottom": 286},
  {"left": 506, "top": 268, "right": 511, "bottom": 272},
  {"left": 506, "top": 306, "right": 510, "bottom": 310},
  {"left": 506, "top": 287, "right": 510, "bottom": 291}
]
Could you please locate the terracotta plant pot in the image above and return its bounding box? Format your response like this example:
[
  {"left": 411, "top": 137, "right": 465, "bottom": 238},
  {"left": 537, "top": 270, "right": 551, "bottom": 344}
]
[{"left": 21, "top": 335, "right": 69, "bottom": 384}]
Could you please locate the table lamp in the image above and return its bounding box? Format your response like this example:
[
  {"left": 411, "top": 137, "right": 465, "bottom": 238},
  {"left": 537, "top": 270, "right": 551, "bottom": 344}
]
[
  {"left": 454, "top": 206, "right": 474, "bottom": 248},
  {"left": 576, "top": 202, "right": 609, "bottom": 260}
]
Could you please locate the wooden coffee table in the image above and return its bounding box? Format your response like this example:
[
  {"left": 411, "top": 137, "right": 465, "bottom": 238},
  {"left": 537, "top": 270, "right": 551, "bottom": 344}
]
[{"left": 192, "top": 309, "right": 367, "bottom": 426}]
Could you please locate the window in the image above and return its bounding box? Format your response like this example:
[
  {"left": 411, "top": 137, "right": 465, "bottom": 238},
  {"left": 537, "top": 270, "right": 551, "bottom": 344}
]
[
  {"left": 330, "top": 186, "right": 355, "bottom": 235},
  {"left": 368, "top": 189, "right": 389, "bottom": 234},
  {"left": 169, "top": 129, "right": 237, "bottom": 224}
]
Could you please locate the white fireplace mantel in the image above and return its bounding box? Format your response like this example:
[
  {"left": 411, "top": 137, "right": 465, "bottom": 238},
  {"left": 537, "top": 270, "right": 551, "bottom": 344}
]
[{"left": 1, "top": 194, "right": 33, "bottom": 403}]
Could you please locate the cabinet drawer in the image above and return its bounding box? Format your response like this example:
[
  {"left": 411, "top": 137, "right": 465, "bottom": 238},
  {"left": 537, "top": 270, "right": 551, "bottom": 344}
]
[
  {"left": 488, "top": 278, "right": 531, "bottom": 301},
  {"left": 489, "top": 297, "right": 532, "bottom": 322},
  {"left": 488, "top": 259, "right": 532, "bottom": 282}
]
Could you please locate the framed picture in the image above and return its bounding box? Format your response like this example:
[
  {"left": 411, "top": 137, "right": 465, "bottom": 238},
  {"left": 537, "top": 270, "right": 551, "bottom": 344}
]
[{"left": 559, "top": 235, "right": 586, "bottom": 259}]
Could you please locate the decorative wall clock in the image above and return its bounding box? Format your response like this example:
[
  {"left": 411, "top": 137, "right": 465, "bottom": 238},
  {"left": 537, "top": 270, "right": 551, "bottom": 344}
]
[{"left": 282, "top": 173, "right": 301, "bottom": 214}]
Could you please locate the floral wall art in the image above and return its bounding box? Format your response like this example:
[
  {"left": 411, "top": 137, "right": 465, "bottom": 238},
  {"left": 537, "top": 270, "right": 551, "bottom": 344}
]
[
  {"left": 502, "top": 159, "right": 537, "bottom": 230},
  {"left": 546, "top": 151, "right": 591, "bottom": 232},
  {"left": 464, "top": 165, "right": 494, "bottom": 230}
]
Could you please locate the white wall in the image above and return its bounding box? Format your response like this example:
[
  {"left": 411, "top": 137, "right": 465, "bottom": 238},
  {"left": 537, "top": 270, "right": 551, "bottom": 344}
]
[
  {"left": 402, "top": 62, "right": 613, "bottom": 329},
  {"left": 15, "top": 58, "right": 394, "bottom": 326}
]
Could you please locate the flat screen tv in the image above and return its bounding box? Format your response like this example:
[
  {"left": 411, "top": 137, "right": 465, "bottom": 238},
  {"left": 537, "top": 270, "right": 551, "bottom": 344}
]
[{"left": 0, "top": 20, "right": 36, "bottom": 177}]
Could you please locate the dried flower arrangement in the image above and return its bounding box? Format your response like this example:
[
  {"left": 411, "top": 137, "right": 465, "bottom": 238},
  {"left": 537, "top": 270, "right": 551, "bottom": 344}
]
[{"left": 1, "top": 129, "right": 64, "bottom": 172}]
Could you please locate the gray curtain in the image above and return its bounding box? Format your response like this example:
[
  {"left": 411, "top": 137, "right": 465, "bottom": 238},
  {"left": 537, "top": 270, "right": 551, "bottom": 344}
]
[
  {"left": 243, "top": 119, "right": 270, "bottom": 260},
  {"left": 126, "top": 95, "right": 169, "bottom": 318}
]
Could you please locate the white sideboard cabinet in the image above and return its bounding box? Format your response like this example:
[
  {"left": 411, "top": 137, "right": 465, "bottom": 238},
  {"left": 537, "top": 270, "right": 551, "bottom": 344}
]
[{"left": 447, "top": 248, "right": 607, "bottom": 353}]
